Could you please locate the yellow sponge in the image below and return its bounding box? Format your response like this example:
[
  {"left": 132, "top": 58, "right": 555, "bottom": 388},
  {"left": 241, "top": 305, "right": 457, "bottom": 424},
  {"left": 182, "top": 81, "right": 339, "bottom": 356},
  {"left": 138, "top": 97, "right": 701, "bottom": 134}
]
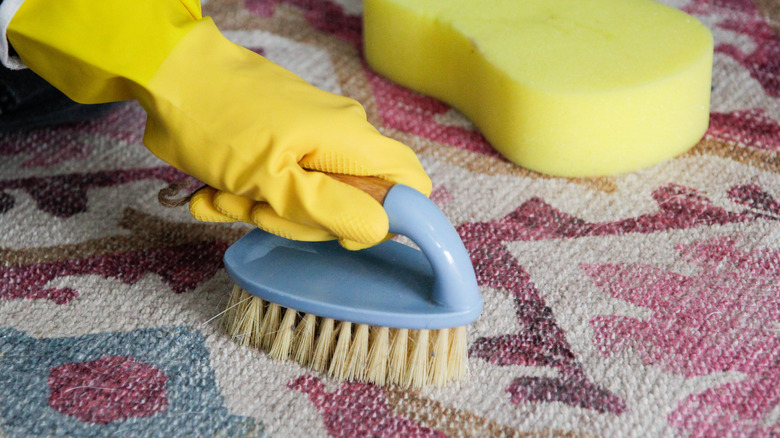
[{"left": 363, "top": 0, "right": 713, "bottom": 177}]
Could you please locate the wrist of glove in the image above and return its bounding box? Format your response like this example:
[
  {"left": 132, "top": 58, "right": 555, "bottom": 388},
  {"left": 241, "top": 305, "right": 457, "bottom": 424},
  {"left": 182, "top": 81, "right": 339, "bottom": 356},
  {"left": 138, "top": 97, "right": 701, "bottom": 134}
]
[{"left": 145, "top": 19, "right": 431, "bottom": 249}]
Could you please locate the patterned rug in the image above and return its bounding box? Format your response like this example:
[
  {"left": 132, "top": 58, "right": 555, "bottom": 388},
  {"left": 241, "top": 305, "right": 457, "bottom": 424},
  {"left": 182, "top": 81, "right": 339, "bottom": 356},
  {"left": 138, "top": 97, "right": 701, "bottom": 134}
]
[{"left": 1, "top": 0, "right": 779, "bottom": 436}]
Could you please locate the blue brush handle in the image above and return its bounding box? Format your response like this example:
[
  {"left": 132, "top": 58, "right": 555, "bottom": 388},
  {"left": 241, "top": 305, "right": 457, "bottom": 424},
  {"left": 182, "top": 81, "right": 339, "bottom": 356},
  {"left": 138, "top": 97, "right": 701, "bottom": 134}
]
[
  {"left": 383, "top": 185, "right": 480, "bottom": 310},
  {"left": 223, "top": 183, "right": 483, "bottom": 329}
]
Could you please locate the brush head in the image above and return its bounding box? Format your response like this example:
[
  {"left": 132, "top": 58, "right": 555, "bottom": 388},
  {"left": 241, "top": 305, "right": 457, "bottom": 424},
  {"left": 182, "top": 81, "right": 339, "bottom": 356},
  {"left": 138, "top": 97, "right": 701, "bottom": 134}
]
[{"left": 221, "top": 184, "right": 481, "bottom": 387}]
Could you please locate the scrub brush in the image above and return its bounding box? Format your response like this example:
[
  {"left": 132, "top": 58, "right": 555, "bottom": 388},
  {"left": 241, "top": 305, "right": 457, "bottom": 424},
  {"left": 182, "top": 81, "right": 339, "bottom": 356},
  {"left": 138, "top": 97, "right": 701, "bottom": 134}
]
[{"left": 220, "top": 174, "right": 482, "bottom": 388}]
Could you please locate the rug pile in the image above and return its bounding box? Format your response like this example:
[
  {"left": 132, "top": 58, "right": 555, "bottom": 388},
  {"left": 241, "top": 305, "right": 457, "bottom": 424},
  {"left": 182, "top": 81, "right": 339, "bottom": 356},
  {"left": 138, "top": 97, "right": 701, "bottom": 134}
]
[{"left": 1, "top": 0, "right": 779, "bottom": 436}]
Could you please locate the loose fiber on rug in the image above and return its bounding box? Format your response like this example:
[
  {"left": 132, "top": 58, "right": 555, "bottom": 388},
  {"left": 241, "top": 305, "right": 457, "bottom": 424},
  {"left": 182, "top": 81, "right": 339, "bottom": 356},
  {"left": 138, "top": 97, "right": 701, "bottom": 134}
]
[{"left": 1, "top": 0, "right": 780, "bottom": 437}]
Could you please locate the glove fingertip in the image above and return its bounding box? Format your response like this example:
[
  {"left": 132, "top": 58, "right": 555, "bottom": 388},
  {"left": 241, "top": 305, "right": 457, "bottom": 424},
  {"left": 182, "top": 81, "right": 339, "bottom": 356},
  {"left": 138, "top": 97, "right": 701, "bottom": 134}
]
[
  {"left": 189, "top": 188, "right": 238, "bottom": 223},
  {"left": 339, "top": 233, "right": 394, "bottom": 251},
  {"left": 338, "top": 239, "right": 372, "bottom": 251},
  {"left": 213, "top": 191, "right": 254, "bottom": 223},
  {"left": 330, "top": 204, "right": 389, "bottom": 246},
  {"left": 251, "top": 203, "right": 336, "bottom": 242}
]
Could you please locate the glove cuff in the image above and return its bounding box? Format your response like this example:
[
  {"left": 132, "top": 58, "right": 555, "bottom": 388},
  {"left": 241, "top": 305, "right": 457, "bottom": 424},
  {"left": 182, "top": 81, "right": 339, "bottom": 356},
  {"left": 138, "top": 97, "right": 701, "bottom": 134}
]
[
  {"left": 140, "top": 18, "right": 309, "bottom": 195},
  {"left": 7, "top": 0, "right": 202, "bottom": 103}
]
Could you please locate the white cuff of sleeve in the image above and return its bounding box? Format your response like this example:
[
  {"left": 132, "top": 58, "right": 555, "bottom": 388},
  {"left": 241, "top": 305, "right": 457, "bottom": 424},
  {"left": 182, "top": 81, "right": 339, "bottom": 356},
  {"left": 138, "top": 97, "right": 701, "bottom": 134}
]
[{"left": 0, "top": 0, "right": 28, "bottom": 69}]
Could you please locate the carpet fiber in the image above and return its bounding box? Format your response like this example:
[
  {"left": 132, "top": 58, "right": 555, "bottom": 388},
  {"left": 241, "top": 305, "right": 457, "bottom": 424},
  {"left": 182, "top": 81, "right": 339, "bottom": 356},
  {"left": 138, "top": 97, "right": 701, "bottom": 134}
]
[{"left": 2, "top": 0, "right": 780, "bottom": 436}]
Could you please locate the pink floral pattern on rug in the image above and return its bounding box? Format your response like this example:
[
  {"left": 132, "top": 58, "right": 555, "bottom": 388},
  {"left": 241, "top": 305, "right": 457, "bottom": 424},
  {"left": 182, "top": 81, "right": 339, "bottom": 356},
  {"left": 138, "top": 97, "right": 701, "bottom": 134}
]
[
  {"left": 586, "top": 236, "right": 780, "bottom": 436},
  {"left": 49, "top": 356, "right": 168, "bottom": 424},
  {"left": 708, "top": 109, "right": 780, "bottom": 150},
  {"left": 685, "top": 0, "right": 780, "bottom": 97},
  {"left": 290, "top": 375, "right": 446, "bottom": 437}
]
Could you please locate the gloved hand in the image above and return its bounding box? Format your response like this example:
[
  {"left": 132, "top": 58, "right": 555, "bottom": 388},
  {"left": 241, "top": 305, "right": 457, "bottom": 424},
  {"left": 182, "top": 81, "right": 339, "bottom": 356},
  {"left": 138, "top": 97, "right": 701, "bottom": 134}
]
[{"left": 7, "top": 0, "right": 431, "bottom": 249}]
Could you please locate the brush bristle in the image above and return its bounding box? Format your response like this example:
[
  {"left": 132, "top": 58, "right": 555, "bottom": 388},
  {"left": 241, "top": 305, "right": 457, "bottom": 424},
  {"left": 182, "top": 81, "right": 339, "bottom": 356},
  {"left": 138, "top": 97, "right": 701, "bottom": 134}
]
[
  {"left": 222, "top": 287, "right": 469, "bottom": 388},
  {"left": 448, "top": 326, "right": 468, "bottom": 380},
  {"left": 329, "top": 321, "right": 352, "bottom": 379},
  {"left": 260, "top": 302, "right": 281, "bottom": 350},
  {"left": 311, "top": 318, "right": 335, "bottom": 373},
  {"left": 270, "top": 308, "right": 297, "bottom": 360},
  {"left": 346, "top": 324, "right": 370, "bottom": 381},
  {"left": 406, "top": 329, "right": 429, "bottom": 388},
  {"left": 292, "top": 313, "right": 317, "bottom": 366},
  {"left": 224, "top": 286, "right": 263, "bottom": 347},
  {"left": 430, "top": 328, "right": 450, "bottom": 386},
  {"left": 388, "top": 328, "right": 409, "bottom": 386},
  {"left": 367, "top": 327, "right": 389, "bottom": 385}
]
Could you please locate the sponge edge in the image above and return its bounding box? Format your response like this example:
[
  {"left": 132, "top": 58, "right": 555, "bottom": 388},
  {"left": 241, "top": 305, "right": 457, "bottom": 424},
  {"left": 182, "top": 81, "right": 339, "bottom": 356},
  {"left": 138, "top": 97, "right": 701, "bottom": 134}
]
[{"left": 364, "top": 0, "right": 713, "bottom": 177}]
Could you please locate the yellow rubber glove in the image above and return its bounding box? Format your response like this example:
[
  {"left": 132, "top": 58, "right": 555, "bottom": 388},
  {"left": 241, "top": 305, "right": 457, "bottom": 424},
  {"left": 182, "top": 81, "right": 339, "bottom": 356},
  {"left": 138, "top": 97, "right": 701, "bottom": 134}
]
[{"left": 7, "top": 0, "right": 431, "bottom": 249}]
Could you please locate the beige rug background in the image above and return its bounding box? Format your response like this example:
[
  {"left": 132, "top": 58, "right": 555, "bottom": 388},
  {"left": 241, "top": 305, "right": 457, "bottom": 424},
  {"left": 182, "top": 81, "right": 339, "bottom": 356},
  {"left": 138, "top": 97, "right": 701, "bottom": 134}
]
[{"left": 1, "top": 0, "right": 779, "bottom": 436}]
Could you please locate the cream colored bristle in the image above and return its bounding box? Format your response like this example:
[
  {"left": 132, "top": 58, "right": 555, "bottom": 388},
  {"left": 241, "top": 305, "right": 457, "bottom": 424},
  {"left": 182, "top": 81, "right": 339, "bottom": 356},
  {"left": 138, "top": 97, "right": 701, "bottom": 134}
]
[
  {"left": 223, "top": 285, "right": 245, "bottom": 334},
  {"left": 388, "top": 328, "right": 409, "bottom": 387},
  {"left": 448, "top": 325, "right": 467, "bottom": 380},
  {"left": 366, "top": 327, "right": 389, "bottom": 386},
  {"left": 260, "top": 303, "right": 281, "bottom": 350},
  {"left": 346, "top": 324, "right": 370, "bottom": 381},
  {"left": 223, "top": 287, "right": 264, "bottom": 347},
  {"left": 311, "top": 318, "right": 335, "bottom": 373},
  {"left": 269, "top": 307, "right": 298, "bottom": 360},
  {"left": 292, "top": 313, "right": 317, "bottom": 366},
  {"left": 244, "top": 297, "right": 266, "bottom": 347},
  {"left": 329, "top": 321, "right": 353, "bottom": 379},
  {"left": 221, "top": 289, "right": 471, "bottom": 388},
  {"left": 222, "top": 286, "right": 244, "bottom": 340},
  {"left": 406, "top": 329, "right": 430, "bottom": 388},
  {"left": 429, "top": 328, "right": 450, "bottom": 386}
]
